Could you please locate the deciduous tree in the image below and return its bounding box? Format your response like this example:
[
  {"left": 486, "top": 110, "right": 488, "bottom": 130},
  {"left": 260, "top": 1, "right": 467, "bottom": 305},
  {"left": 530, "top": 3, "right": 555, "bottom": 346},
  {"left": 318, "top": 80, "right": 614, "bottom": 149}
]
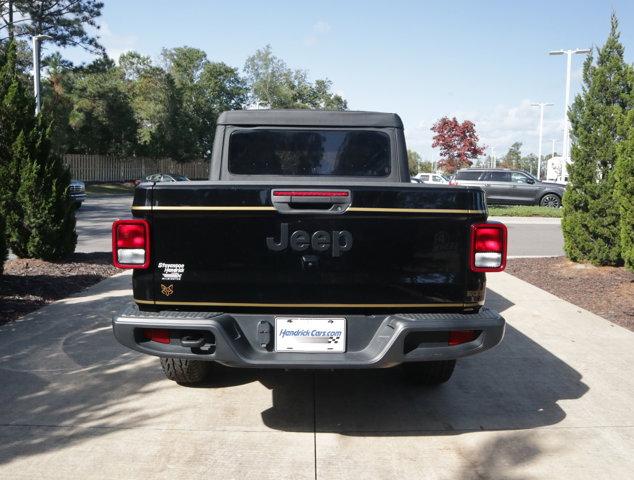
[
  {"left": 407, "top": 149, "right": 421, "bottom": 175},
  {"left": 430, "top": 117, "right": 485, "bottom": 174},
  {"left": 162, "top": 47, "right": 247, "bottom": 158},
  {"left": 500, "top": 142, "right": 522, "bottom": 169},
  {"left": 244, "top": 45, "right": 347, "bottom": 110},
  {"left": 418, "top": 161, "right": 433, "bottom": 173}
]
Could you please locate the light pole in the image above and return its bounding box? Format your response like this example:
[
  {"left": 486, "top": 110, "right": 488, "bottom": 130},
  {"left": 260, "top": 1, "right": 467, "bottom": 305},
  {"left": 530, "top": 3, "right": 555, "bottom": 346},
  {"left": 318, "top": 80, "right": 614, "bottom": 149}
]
[
  {"left": 32, "top": 34, "right": 52, "bottom": 115},
  {"left": 549, "top": 48, "right": 591, "bottom": 180},
  {"left": 531, "top": 102, "right": 553, "bottom": 179}
]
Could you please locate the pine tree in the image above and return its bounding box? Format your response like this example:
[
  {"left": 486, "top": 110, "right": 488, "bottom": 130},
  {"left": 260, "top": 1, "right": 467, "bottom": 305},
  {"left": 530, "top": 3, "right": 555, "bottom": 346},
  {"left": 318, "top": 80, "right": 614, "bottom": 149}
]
[
  {"left": 9, "top": 117, "right": 77, "bottom": 259},
  {"left": 562, "top": 14, "right": 632, "bottom": 266}
]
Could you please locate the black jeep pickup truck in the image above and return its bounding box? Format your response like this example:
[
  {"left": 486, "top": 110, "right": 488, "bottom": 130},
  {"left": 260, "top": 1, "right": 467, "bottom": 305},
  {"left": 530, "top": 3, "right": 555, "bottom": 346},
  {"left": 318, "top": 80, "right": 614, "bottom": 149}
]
[{"left": 112, "top": 110, "right": 507, "bottom": 385}]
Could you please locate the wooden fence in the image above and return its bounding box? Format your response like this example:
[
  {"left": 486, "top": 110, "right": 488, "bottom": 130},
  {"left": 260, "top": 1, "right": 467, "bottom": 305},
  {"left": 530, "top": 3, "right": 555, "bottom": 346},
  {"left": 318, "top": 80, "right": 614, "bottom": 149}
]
[{"left": 63, "top": 154, "right": 210, "bottom": 182}]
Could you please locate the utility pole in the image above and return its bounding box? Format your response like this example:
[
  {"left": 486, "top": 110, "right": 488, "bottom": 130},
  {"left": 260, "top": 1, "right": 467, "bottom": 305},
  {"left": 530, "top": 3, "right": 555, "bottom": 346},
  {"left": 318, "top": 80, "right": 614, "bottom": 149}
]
[
  {"left": 32, "top": 35, "right": 52, "bottom": 115},
  {"left": 531, "top": 102, "right": 553, "bottom": 180},
  {"left": 549, "top": 48, "right": 591, "bottom": 180}
]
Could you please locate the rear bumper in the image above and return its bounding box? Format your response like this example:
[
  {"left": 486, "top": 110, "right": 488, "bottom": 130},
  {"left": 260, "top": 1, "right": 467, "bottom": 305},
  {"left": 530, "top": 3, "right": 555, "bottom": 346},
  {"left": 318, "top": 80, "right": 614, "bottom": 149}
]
[{"left": 112, "top": 303, "right": 505, "bottom": 368}]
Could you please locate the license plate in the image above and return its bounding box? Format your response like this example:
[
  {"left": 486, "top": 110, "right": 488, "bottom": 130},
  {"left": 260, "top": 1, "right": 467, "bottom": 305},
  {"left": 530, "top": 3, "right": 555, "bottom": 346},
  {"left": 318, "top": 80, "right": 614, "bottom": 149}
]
[{"left": 275, "top": 317, "right": 346, "bottom": 353}]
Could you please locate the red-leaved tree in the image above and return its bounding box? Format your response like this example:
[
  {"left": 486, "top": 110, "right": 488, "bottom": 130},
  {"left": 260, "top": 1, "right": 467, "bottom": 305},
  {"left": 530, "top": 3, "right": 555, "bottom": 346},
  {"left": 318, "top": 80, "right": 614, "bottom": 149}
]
[{"left": 431, "top": 117, "right": 486, "bottom": 173}]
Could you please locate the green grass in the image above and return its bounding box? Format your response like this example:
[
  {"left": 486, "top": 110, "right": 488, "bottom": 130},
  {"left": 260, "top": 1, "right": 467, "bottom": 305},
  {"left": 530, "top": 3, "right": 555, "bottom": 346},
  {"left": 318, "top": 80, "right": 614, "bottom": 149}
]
[
  {"left": 488, "top": 205, "right": 563, "bottom": 217},
  {"left": 86, "top": 183, "right": 135, "bottom": 195}
]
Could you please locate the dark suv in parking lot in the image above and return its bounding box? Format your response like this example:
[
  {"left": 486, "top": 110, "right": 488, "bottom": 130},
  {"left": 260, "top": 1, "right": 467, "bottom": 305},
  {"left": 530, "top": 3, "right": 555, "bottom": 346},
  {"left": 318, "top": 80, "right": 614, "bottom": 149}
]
[{"left": 452, "top": 168, "right": 565, "bottom": 207}]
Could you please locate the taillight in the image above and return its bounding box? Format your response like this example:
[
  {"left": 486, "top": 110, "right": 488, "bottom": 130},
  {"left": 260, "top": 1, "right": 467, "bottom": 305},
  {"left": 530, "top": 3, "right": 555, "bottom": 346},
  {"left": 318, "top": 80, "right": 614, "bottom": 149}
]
[
  {"left": 112, "top": 219, "right": 150, "bottom": 269},
  {"left": 470, "top": 223, "right": 507, "bottom": 272}
]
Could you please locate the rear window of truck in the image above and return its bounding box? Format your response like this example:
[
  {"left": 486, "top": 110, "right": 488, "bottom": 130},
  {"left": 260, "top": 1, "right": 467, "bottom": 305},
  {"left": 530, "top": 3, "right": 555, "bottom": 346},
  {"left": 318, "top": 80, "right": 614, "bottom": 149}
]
[{"left": 228, "top": 129, "right": 391, "bottom": 176}]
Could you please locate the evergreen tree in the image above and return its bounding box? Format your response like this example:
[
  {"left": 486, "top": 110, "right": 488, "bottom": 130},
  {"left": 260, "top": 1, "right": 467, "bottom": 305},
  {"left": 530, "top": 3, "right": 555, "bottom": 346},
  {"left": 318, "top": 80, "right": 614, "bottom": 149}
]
[
  {"left": 0, "top": 42, "right": 10, "bottom": 273},
  {"left": 0, "top": 40, "right": 33, "bottom": 266},
  {"left": 0, "top": 210, "right": 6, "bottom": 274},
  {"left": 9, "top": 117, "right": 76, "bottom": 259},
  {"left": 562, "top": 14, "right": 632, "bottom": 265},
  {"left": 0, "top": 42, "right": 32, "bottom": 208},
  {"left": 616, "top": 104, "right": 634, "bottom": 270}
]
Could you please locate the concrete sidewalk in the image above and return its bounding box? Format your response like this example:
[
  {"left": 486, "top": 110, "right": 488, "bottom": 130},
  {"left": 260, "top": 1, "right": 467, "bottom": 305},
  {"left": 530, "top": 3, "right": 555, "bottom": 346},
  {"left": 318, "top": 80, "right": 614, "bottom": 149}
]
[{"left": 0, "top": 272, "right": 632, "bottom": 479}]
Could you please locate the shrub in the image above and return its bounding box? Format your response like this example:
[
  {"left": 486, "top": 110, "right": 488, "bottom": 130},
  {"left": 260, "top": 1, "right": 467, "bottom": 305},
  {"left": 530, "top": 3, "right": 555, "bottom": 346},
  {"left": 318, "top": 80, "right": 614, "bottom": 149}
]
[
  {"left": 562, "top": 15, "right": 632, "bottom": 266},
  {"left": 0, "top": 41, "right": 34, "bottom": 266},
  {"left": 0, "top": 210, "right": 6, "bottom": 274},
  {"left": 8, "top": 118, "right": 77, "bottom": 259},
  {"left": 616, "top": 108, "right": 634, "bottom": 270}
]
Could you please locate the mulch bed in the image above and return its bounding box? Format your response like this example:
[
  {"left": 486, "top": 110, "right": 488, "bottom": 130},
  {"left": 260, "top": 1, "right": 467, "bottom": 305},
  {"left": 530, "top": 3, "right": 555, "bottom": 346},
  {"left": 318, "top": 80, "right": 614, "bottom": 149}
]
[
  {"left": 506, "top": 257, "right": 634, "bottom": 331},
  {"left": 0, "top": 253, "right": 119, "bottom": 325}
]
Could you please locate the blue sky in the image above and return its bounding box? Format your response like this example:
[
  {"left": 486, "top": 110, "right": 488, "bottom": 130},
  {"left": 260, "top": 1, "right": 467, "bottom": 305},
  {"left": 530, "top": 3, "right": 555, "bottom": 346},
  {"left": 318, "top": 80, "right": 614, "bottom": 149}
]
[{"left": 60, "top": 0, "right": 634, "bottom": 160}]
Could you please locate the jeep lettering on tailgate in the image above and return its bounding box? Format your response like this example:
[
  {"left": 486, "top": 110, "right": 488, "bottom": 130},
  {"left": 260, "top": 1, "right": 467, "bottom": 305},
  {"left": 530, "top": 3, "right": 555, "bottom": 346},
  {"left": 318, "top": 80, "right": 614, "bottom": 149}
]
[{"left": 266, "top": 223, "right": 353, "bottom": 257}]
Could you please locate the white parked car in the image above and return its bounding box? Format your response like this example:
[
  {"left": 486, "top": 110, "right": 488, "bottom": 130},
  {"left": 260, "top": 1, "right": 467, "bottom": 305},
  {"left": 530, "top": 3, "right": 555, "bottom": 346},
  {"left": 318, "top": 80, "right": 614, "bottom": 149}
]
[{"left": 414, "top": 173, "right": 449, "bottom": 184}]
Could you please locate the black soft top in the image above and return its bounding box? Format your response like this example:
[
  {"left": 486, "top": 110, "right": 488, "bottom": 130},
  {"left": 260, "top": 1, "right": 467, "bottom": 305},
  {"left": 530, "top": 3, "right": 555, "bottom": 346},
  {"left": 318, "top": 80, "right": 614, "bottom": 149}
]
[{"left": 217, "top": 109, "right": 403, "bottom": 128}]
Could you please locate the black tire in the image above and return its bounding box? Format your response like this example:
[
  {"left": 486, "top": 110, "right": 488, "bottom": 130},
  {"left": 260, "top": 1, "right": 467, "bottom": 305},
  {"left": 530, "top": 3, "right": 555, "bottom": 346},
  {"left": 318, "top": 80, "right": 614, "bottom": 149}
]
[
  {"left": 402, "top": 360, "right": 456, "bottom": 385},
  {"left": 160, "top": 357, "right": 210, "bottom": 385},
  {"left": 539, "top": 193, "right": 561, "bottom": 208}
]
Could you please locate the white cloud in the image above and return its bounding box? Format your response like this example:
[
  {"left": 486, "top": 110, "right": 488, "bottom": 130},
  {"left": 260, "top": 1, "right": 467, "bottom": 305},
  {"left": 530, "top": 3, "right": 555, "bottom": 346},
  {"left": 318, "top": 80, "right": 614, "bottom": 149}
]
[
  {"left": 405, "top": 99, "right": 565, "bottom": 159},
  {"left": 313, "top": 21, "right": 331, "bottom": 34},
  {"left": 99, "top": 22, "right": 138, "bottom": 61},
  {"left": 304, "top": 35, "right": 319, "bottom": 47},
  {"left": 304, "top": 20, "right": 331, "bottom": 47}
]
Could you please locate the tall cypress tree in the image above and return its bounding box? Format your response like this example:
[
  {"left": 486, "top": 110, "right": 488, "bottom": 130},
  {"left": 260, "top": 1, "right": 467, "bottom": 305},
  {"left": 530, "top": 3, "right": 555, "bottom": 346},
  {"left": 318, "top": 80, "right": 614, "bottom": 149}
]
[
  {"left": 562, "top": 14, "right": 632, "bottom": 266},
  {"left": 0, "top": 45, "right": 7, "bottom": 273},
  {"left": 0, "top": 209, "right": 6, "bottom": 274},
  {"left": 615, "top": 97, "right": 634, "bottom": 271},
  {"left": 0, "top": 41, "right": 33, "bottom": 265},
  {"left": 9, "top": 117, "right": 77, "bottom": 259},
  {"left": 1, "top": 40, "right": 76, "bottom": 260}
]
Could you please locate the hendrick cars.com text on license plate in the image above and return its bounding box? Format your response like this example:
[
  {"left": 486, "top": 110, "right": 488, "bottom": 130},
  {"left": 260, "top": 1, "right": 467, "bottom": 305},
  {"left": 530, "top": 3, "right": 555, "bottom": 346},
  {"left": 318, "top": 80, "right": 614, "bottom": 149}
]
[{"left": 275, "top": 317, "right": 346, "bottom": 353}]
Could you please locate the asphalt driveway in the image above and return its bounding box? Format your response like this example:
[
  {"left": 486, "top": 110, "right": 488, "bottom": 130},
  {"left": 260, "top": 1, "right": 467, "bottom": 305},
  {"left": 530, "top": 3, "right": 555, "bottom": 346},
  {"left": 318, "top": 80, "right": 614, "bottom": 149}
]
[
  {"left": 0, "top": 272, "right": 632, "bottom": 479},
  {"left": 75, "top": 195, "right": 134, "bottom": 253}
]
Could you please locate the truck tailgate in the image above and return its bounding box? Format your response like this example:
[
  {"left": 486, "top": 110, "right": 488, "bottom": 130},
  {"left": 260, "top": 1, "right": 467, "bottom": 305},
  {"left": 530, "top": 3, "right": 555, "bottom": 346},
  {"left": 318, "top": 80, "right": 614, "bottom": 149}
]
[{"left": 132, "top": 183, "right": 487, "bottom": 312}]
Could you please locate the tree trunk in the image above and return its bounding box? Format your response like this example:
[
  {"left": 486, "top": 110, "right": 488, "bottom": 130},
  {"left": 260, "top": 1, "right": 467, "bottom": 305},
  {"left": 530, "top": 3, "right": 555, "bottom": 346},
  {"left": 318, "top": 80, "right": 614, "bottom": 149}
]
[{"left": 8, "top": 0, "right": 14, "bottom": 40}]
